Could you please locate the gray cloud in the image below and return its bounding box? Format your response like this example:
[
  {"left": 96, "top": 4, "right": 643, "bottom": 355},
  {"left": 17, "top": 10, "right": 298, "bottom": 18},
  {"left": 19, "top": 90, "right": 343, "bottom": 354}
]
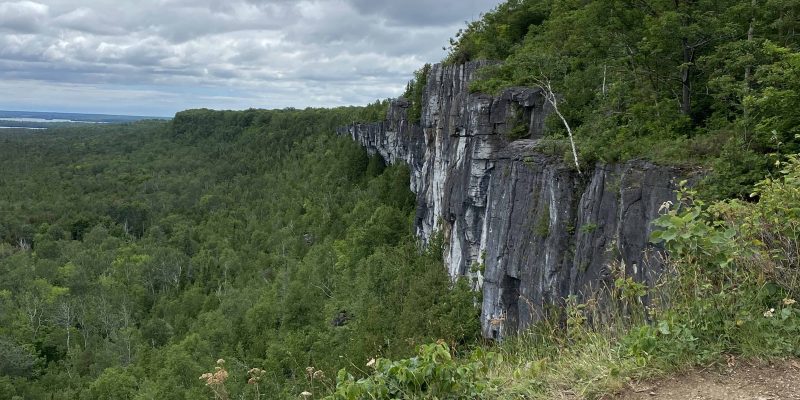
[
  {"left": 0, "top": 0, "right": 502, "bottom": 116},
  {"left": 0, "top": 1, "right": 49, "bottom": 33},
  {"left": 350, "top": 0, "right": 492, "bottom": 26}
]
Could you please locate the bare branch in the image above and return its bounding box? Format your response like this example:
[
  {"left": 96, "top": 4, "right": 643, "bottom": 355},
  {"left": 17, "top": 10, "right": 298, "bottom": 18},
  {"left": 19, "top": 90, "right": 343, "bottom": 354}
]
[{"left": 534, "top": 77, "right": 582, "bottom": 175}]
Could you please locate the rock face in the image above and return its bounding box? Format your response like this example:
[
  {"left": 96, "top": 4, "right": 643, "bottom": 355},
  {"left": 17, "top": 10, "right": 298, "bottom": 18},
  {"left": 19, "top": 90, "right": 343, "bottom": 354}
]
[{"left": 338, "top": 61, "right": 682, "bottom": 339}]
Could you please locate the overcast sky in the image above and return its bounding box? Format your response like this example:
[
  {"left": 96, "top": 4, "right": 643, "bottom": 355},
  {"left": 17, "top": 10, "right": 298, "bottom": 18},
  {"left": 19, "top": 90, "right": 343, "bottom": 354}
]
[{"left": 0, "top": 0, "right": 502, "bottom": 116}]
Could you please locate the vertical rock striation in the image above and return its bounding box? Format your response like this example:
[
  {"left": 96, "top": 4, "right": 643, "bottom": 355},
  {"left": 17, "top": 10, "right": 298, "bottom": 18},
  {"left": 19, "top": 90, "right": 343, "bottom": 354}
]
[{"left": 338, "top": 61, "right": 682, "bottom": 339}]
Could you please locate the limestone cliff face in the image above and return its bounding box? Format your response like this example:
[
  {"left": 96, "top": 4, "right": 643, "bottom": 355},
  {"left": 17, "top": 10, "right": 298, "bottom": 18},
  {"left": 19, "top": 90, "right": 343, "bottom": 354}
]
[{"left": 338, "top": 61, "right": 681, "bottom": 339}]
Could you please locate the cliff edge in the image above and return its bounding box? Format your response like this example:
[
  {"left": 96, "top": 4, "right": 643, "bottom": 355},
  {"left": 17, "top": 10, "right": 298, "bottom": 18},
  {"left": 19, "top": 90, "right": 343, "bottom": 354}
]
[{"left": 338, "top": 61, "right": 682, "bottom": 339}]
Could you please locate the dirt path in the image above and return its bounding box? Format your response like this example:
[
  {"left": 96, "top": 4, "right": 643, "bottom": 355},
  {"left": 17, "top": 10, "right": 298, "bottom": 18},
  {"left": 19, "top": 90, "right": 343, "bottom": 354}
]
[{"left": 616, "top": 359, "right": 800, "bottom": 400}]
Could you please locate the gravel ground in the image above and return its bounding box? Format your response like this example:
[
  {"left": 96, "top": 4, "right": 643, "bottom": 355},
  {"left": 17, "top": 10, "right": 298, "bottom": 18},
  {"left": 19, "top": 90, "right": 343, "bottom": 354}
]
[{"left": 615, "top": 358, "right": 800, "bottom": 400}]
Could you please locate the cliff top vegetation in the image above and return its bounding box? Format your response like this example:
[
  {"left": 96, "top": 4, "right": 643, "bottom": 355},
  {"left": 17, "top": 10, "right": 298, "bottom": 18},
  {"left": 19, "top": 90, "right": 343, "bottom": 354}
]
[{"left": 440, "top": 0, "right": 800, "bottom": 200}]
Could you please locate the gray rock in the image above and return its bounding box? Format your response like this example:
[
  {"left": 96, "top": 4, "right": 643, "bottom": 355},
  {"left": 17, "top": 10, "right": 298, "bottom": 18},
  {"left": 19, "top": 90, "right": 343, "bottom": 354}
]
[{"left": 337, "top": 61, "right": 683, "bottom": 339}]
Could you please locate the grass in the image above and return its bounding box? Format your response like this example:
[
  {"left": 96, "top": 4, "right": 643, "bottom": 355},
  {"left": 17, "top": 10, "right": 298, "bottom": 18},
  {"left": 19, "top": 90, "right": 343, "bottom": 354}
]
[
  {"left": 490, "top": 331, "right": 634, "bottom": 399},
  {"left": 481, "top": 276, "right": 671, "bottom": 398}
]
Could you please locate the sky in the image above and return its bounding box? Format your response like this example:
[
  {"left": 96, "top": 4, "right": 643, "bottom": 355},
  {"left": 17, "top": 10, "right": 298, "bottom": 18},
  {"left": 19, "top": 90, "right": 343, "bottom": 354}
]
[{"left": 0, "top": 0, "right": 503, "bottom": 116}]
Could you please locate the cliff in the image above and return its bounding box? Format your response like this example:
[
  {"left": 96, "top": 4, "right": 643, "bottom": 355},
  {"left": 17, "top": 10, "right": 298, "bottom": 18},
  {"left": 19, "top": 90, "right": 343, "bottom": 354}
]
[{"left": 338, "top": 61, "right": 682, "bottom": 339}]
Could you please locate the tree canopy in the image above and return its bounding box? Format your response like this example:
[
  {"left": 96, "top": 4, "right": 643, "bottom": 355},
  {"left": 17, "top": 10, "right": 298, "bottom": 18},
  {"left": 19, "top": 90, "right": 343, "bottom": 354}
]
[
  {"left": 0, "top": 107, "right": 478, "bottom": 399},
  {"left": 449, "top": 0, "right": 800, "bottom": 198}
]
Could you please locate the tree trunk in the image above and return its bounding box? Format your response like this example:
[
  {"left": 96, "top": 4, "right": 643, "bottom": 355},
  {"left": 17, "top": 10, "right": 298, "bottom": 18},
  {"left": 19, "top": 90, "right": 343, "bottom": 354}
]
[
  {"left": 745, "top": 0, "right": 756, "bottom": 84},
  {"left": 681, "top": 38, "right": 692, "bottom": 116},
  {"left": 538, "top": 80, "right": 582, "bottom": 175},
  {"left": 675, "top": 0, "right": 691, "bottom": 116}
]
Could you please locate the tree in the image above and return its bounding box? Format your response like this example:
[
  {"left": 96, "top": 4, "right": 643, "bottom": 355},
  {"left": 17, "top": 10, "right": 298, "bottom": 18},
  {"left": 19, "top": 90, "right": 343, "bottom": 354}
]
[
  {"left": 52, "top": 297, "right": 76, "bottom": 351},
  {"left": 536, "top": 77, "right": 582, "bottom": 174},
  {"left": 86, "top": 367, "right": 138, "bottom": 400}
]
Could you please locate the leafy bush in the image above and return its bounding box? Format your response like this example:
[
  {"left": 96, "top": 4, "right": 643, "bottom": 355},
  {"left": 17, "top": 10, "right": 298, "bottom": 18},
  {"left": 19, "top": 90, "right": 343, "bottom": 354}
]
[
  {"left": 327, "top": 342, "right": 498, "bottom": 400},
  {"left": 648, "top": 157, "right": 800, "bottom": 359},
  {"left": 402, "top": 64, "right": 431, "bottom": 124}
]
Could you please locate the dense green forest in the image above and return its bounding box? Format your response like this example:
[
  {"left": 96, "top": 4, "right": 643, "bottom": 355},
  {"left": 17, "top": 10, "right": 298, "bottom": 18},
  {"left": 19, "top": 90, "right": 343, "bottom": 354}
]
[
  {"left": 0, "top": 105, "right": 478, "bottom": 399},
  {"left": 445, "top": 0, "right": 799, "bottom": 199}
]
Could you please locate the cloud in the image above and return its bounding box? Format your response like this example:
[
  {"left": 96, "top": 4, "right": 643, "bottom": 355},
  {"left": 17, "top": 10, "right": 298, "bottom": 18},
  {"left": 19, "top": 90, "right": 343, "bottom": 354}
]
[
  {"left": 350, "top": 0, "right": 492, "bottom": 26},
  {"left": 0, "top": 1, "right": 49, "bottom": 33},
  {"left": 0, "top": 0, "right": 503, "bottom": 115}
]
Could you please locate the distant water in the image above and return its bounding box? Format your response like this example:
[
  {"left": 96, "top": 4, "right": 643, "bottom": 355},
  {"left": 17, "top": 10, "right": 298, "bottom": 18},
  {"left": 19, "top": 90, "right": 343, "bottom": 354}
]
[
  {"left": 0, "top": 117, "right": 107, "bottom": 124},
  {"left": 0, "top": 110, "right": 170, "bottom": 124},
  {"left": 0, "top": 126, "right": 48, "bottom": 130}
]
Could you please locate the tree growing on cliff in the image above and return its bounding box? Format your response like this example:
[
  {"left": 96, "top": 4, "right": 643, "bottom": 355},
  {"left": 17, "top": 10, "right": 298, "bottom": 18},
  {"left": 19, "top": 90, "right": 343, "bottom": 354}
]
[
  {"left": 403, "top": 64, "right": 431, "bottom": 124},
  {"left": 535, "top": 76, "right": 581, "bottom": 174},
  {"left": 455, "top": 0, "right": 800, "bottom": 197}
]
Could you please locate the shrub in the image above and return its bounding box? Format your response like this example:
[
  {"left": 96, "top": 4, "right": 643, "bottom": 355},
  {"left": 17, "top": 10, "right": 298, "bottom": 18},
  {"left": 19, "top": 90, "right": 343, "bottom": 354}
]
[{"left": 326, "top": 342, "right": 498, "bottom": 399}]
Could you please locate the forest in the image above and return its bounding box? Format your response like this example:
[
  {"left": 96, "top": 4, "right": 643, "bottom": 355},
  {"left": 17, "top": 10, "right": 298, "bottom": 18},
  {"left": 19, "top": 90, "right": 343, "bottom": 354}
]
[
  {"left": 444, "top": 0, "right": 800, "bottom": 199},
  {"left": 1, "top": 0, "right": 799, "bottom": 398},
  {"left": 0, "top": 104, "right": 480, "bottom": 399}
]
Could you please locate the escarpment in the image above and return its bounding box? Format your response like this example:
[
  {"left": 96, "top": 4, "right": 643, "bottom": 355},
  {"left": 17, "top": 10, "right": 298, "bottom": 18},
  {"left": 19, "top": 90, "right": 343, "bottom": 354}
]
[{"left": 338, "top": 61, "right": 682, "bottom": 339}]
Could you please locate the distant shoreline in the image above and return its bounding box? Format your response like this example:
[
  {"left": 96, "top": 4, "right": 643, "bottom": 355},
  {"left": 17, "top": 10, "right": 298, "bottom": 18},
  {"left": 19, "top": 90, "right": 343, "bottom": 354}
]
[
  {"left": 0, "top": 110, "right": 171, "bottom": 124},
  {"left": 0, "top": 117, "right": 109, "bottom": 124},
  {"left": 0, "top": 126, "right": 48, "bottom": 130}
]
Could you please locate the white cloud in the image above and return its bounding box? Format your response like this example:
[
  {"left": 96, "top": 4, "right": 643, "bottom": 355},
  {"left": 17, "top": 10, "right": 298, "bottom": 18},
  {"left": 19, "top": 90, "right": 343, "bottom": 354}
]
[{"left": 0, "top": 0, "right": 502, "bottom": 115}]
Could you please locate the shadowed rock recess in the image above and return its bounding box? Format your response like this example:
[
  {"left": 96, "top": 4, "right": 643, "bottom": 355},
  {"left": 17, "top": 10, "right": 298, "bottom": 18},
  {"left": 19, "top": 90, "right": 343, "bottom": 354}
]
[{"left": 338, "top": 61, "right": 682, "bottom": 339}]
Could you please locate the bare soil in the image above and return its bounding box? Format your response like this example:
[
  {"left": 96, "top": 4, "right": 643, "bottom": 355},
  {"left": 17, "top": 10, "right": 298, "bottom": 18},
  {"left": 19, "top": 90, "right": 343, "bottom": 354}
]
[{"left": 615, "top": 358, "right": 800, "bottom": 400}]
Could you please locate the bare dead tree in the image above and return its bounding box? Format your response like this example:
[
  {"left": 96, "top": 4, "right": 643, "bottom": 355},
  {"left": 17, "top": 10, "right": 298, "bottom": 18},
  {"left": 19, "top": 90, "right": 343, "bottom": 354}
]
[
  {"left": 21, "top": 292, "right": 45, "bottom": 340},
  {"left": 534, "top": 77, "right": 582, "bottom": 175},
  {"left": 53, "top": 299, "right": 75, "bottom": 351}
]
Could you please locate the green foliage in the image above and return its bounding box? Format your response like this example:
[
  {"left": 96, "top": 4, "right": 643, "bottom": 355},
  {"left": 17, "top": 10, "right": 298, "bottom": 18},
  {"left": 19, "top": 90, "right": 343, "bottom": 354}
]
[
  {"left": 0, "top": 107, "right": 479, "bottom": 398},
  {"left": 0, "top": 338, "right": 38, "bottom": 377},
  {"left": 647, "top": 159, "right": 800, "bottom": 359},
  {"left": 534, "top": 204, "right": 550, "bottom": 237},
  {"left": 86, "top": 367, "right": 138, "bottom": 400},
  {"left": 505, "top": 104, "right": 530, "bottom": 141},
  {"left": 327, "top": 342, "right": 498, "bottom": 400},
  {"left": 578, "top": 223, "right": 598, "bottom": 234},
  {"left": 402, "top": 64, "right": 431, "bottom": 124},
  {"left": 444, "top": 0, "right": 551, "bottom": 64},
  {"left": 451, "top": 0, "right": 800, "bottom": 196},
  {"left": 352, "top": 99, "right": 391, "bottom": 123},
  {"left": 650, "top": 182, "right": 739, "bottom": 270}
]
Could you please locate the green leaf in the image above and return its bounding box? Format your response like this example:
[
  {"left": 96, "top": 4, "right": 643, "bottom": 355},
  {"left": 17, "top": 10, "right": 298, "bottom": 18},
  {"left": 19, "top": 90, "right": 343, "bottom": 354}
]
[{"left": 658, "top": 320, "right": 671, "bottom": 335}]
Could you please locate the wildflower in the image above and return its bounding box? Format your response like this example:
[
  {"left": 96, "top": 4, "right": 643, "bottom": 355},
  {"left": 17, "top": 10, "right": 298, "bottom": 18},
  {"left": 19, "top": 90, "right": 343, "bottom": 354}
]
[
  {"left": 366, "top": 358, "right": 376, "bottom": 368},
  {"left": 216, "top": 358, "right": 225, "bottom": 365},
  {"left": 248, "top": 377, "right": 257, "bottom": 385},
  {"left": 248, "top": 367, "right": 266, "bottom": 381},
  {"left": 658, "top": 200, "right": 673, "bottom": 214},
  {"left": 313, "top": 370, "right": 324, "bottom": 379},
  {"left": 764, "top": 308, "right": 775, "bottom": 318},
  {"left": 783, "top": 298, "right": 796, "bottom": 306},
  {"left": 300, "top": 391, "right": 312, "bottom": 398}
]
